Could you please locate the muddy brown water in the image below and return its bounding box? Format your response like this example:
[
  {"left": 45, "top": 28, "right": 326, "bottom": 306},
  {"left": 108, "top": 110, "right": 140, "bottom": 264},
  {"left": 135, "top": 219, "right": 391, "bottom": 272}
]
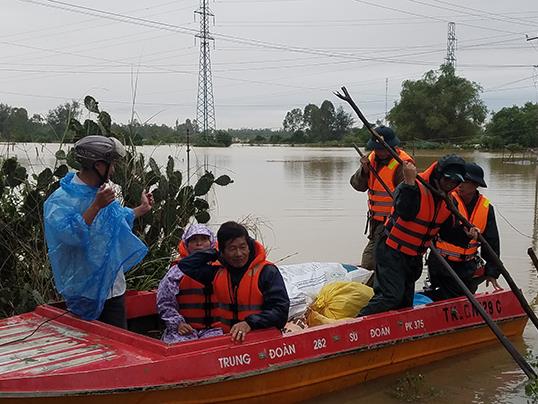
[{"left": 6, "top": 143, "right": 538, "bottom": 403}]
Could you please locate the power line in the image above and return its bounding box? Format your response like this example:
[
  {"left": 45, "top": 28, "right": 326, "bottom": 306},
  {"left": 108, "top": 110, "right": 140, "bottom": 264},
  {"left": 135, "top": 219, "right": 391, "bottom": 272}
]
[
  {"left": 405, "top": 0, "right": 538, "bottom": 29},
  {"left": 351, "top": 0, "right": 525, "bottom": 36},
  {"left": 429, "top": 0, "right": 538, "bottom": 28},
  {"left": 5, "top": 0, "right": 182, "bottom": 41},
  {"left": 483, "top": 75, "right": 536, "bottom": 91},
  {"left": 16, "top": 0, "right": 511, "bottom": 66},
  {"left": 16, "top": 0, "right": 534, "bottom": 74}
]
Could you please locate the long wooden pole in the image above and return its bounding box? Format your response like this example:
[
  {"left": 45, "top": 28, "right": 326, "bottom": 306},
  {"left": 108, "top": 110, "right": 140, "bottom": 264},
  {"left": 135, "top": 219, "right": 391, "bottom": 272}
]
[
  {"left": 337, "top": 86, "right": 538, "bottom": 332},
  {"left": 528, "top": 248, "right": 538, "bottom": 272},
  {"left": 429, "top": 248, "right": 536, "bottom": 379},
  {"left": 352, "top": 143, "right": 394, "bottom": 198},
  {"left": 349, "top": 145, "right": 537, "bottom": 379}
]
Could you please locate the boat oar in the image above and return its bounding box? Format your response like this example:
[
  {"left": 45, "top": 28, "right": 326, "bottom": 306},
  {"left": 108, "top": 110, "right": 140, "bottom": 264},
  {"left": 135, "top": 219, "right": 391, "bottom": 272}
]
[
  {"left": 335, "top": 86, "right": 538, "bottom": 332},
  {"left": 347, "top": 146, "right": 537, "bottom": 379},
  {"left": 429, "top": 247, "right": 537, "bottom": 379},
  {"left": 528, "top": 248, "right": 538, "bottom": 273}
]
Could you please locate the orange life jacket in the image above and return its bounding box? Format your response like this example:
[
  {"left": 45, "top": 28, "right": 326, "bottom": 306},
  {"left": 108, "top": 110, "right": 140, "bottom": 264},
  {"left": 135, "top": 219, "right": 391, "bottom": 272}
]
[
  {"left": 176, "top": 275, "right": 216, "bottom": 330},
  {"left": 367, "top": 148, "right": 414, "bottom": 222},
  {"left": 174, "top": 240, "right": 218, "bottom": 330},
  {"left": 385, "top": 162, "right": 453, "bottom": 256},
  {"left": 435, "top": 192, "right": 490, "bottom": 262},
  {"left": 211, "top": 240, "right": 268, "bottom": 332},
  {"left": 170, "top": 240, "right": 190, "bottom": 267}
]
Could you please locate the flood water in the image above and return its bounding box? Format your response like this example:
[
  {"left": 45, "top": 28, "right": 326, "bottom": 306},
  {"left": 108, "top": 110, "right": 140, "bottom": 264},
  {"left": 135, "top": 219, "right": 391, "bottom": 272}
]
[{"left": 5, "top": 142, "right": 538, "bottom": 403}]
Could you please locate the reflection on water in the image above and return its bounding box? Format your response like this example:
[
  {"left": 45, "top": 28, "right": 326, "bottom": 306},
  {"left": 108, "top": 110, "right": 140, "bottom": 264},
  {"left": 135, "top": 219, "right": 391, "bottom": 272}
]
[
  {"left": 315, "top": 340, "right": 529, "bottom": 404},
  {"left": 6, "top": 143, "right": 538, "bottom": 403}
]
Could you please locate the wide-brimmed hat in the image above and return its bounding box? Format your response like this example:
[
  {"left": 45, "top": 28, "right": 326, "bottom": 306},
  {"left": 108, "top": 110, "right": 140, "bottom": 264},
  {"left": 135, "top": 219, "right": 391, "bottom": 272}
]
[
  {"left": 366, "top": 126, "right": 400, "bottom": 151},
  {"left": 437, "top": 154, "right": 466, "bottom": 183},
  {"left": 464, "top": 162, "right": 487, "bottom": 187}
]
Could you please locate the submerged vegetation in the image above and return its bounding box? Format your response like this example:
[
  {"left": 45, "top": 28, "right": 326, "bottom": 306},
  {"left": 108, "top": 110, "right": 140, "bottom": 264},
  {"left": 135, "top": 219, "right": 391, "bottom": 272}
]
[
  {"left": 0, "top": 96, "right": 232, "bottom": 318},
  {"left": 389, "top": 373, "right": 443, "bottom": 402},
  {"left": 526, "top": 353, "right": 538, "bottom": 402}
]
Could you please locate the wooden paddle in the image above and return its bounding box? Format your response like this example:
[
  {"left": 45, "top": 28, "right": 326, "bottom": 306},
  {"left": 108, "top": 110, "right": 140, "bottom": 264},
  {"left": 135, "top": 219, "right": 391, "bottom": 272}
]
[
  {"left": 336, "top": 86, "right": 538, "bottom": 333},
  {"left": 429, "top": 247, "right": 537, "bottom": 379},
  {"left": 528, "top": 248, "right": 538, "bottom": 272}
]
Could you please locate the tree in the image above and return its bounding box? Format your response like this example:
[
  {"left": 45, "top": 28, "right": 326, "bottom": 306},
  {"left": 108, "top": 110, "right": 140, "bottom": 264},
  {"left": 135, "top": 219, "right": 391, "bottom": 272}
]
[
  {"left": 0, "top": 106, "right": 37, "bottom": 142},
  {"left": 269, "top": 134, "right": 282, "bottom": 143},
  {"left": 215, "top": 130, "right": 233, "bottom": 147},
  {"left": 282, "top": 108, "right": 304, "bottom": 133},
  {"left": 46, "top": 101, "right": 81, "bottom": 140},
  {"left": 303, "top": 103, "right": 322, "bottom": 141},
  {"left": 484, "top": 102, "right": 538, "bottom": 148},
  {"left": 332, "top": 106, "right": 355, "bottom": 141},
  {"left": 290, "top": 129, "right": 306, "bottom": 143},
  {"left": 388, "top": 64, "right": 487, "bottom": 143},
  {"left": 318, "top": 100, "right": 336, "bottom": 142},
  {"left": 8, "top": 108, "right": 32, "bottom": 142},
  {"left": 283, "top": 101, "right": 354, "bottom": 142},
  {"left": 0, "top": 104, "right": 12, "bottom": 140}
]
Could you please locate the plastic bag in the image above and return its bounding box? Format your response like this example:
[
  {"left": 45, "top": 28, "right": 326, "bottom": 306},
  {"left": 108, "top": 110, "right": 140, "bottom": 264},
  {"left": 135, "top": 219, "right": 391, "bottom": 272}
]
[
  {"left": 307, "top": 281, "right": 374, "bottom": 326},
  {"left": 279, "top": 262, "right": 372, "bottom": 320},
  {"left": 413, "top": 293, "right": 433, "bottom": 306},
  {"left": 44, "top": 172, "right": 148, "bottom": 320}
]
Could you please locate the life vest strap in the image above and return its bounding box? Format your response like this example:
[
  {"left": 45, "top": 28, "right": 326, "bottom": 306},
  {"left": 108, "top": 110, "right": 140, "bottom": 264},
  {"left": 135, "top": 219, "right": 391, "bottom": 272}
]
[
  {"left": 177, "top": 288, "right": 206, "bottom": 296},
  {"left": 369, "top": 200, "right": 394, "bottom": 207},
  {"left": 215, "top": 302, "right": 264, "bottom": 311},
  {"left": 392, "top": 221, "right": 433, "bottom": 241},
  {"left": 387, "top": 232, "right": 429, "bottom": 254},
  {"left": 413, "top": 217, "right": 442, "bottom": 228},
  {"left": 368, "top": 189, "right": 391, "bottom": 197}
]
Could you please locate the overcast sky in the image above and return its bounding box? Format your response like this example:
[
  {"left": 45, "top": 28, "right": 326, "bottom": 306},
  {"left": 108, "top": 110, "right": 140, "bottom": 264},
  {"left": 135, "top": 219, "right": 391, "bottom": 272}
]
[{"left": 1, "top": 0, "right": 538, "bottom": 129}]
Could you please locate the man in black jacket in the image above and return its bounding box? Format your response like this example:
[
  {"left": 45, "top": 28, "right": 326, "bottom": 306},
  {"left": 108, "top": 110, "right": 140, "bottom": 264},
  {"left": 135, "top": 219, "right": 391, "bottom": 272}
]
[
  {"left": 427, "top": 162, "right": 501, "bottom": 300},
  {"left": 176, "top": 221, "right": 290, "bottom": 342}
]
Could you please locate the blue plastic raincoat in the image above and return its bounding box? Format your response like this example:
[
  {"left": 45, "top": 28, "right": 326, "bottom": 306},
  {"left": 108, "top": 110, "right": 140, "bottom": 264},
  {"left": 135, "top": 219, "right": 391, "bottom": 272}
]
[{"left": 44, "top": 172, "right": 148, "bottom": 320}]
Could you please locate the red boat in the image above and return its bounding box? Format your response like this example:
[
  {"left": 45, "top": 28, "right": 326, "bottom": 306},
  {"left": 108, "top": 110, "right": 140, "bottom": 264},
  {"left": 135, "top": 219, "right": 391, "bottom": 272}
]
[{"left": 0, "top": 289, "right": 528, "bottom": 403}]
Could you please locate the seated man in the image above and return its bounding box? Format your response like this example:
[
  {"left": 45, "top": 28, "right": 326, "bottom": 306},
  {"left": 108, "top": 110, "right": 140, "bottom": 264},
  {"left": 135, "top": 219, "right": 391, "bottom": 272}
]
[
  {"left": 44, "top": 135, "right": 153, "bottom": 328},
  {"left": 176, "top": 221, "right": 290, "bottom": 342},
  {"left": 157, "top": 224, "right": 223, "bottom": 343},
  {"left": 358, "top": 155, "right": 479, "bottom": 316},
  {"left": 427, "top": 162, "right": 501, "bottom": 300}
]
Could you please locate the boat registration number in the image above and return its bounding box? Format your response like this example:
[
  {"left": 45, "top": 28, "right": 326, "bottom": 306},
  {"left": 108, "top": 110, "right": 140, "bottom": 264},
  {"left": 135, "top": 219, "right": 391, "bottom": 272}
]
[{"left": 313, "top": 338, "right": 327, "bottom": 350}]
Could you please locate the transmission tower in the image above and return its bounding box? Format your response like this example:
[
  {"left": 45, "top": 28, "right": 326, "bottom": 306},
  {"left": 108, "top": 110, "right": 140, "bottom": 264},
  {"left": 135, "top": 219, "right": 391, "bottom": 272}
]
[
  {"left": 195, "top": 0, "right": 215, "bottom": 139},
  {"left": 445, "top": 22, "right": 457, "bottom": 69}
]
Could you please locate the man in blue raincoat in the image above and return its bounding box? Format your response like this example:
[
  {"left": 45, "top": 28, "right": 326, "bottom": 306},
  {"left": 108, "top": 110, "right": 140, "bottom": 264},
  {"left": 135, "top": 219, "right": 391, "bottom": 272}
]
[{"left": 44, "top": 135, "right": 153, "bottom": 328}]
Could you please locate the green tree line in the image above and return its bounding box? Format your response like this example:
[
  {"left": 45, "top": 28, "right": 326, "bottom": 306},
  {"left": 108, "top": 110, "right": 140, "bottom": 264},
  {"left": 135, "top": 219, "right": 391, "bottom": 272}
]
[
  {"left": 0, "top": 101, "right": 232, "bottom": 146},
  {"left": 279, "top": 64, "right": 537, "bottom": 149},
  {"left": 1, "top": 66, "right": 537, "bottom": 149},
  {"left": 282, "top": 100, "right": 355, "bottom": 144}
]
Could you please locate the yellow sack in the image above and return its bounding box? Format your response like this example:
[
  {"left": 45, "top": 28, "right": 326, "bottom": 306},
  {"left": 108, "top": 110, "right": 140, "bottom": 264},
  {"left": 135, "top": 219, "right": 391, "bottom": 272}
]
[{"left": 307, "top": 281, "right": 374, "bottom": 326}]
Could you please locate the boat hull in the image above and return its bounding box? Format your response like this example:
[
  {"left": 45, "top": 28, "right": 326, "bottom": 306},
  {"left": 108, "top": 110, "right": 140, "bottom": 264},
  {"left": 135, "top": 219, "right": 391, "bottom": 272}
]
[{"left": 2, "top": 316, "right": 527, "bottom": 404}]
